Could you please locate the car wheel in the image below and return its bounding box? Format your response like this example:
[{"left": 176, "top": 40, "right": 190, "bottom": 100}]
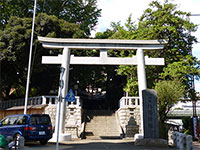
[{"left": 40, "top": 140, "right": 48, "bottom": 145}]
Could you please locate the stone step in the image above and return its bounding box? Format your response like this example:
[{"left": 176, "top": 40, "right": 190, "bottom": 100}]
[
  {"left": 86, "top": 127, "right": 119, "bottom": 130},
  {"left": 84, "top": 110, "right": 121, "bottom": 139},
  {"left": 92, "top": 129, "right": 120, "bottom": 132},
  {"left": 86, "top": 133, "right": 120, "bottom": 137},
  {"left": 86, "top": 124, "right": 119, "bottom": 128},
  {"left": 86, "top": 135, "right": 121, "bottom": 140},
  {"left": 93, "top": 133, "right": 120, "bottom": 137}
]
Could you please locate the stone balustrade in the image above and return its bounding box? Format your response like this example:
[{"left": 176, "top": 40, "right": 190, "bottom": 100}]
[
  {"left": 0, "top": 98, "right": 25, "bottom": 110},
  {"left": 119, "top": 96, "right": 140, "bottom": 108},
  {"left": 29, "top": 96, "right": 58, "bottom": 105},
  {"left": 0, "top": 95, "right": 81, "bottom": 110},
  {"left": 168, "top": 130, "right": 193, "bottom": 149},
  {"left": 117, "top": 96, "right": 141, "bottom": 138}
]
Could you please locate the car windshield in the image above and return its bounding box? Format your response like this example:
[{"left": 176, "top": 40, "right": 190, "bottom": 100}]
[
  {"left": 1, "top": 116, "right": 27, "bottom": 125},
  {"left": 16, "top": 116, "right": 27, "bottom": 125},
  {"left": 30, "top": 115, "right": 51, "bottom": 125}
]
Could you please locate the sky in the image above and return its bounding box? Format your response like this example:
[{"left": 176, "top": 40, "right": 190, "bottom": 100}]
[{"left": 92, "top": 0, "right": 200, "bottom": 92}]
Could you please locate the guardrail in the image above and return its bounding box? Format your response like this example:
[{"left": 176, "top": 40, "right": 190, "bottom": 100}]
[
  {"left": 119, "top": 96, "right": 140, "bottom": 108},
  {"left": 0, "top": 95, "right": 81, "bottom": 110}
]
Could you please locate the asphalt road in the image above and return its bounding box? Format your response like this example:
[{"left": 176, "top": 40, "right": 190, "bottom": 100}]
[{"left": 24, "top": 139, "right": 178, "bottom": 150}]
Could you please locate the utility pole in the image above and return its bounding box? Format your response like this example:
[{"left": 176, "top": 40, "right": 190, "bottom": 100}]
[{"left": 187, "top": 13, "right": 200, "bottom": 139}]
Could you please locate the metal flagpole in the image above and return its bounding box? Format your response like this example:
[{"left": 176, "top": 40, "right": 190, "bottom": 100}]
[{"left": 24, "top": 0, "right": 37, "bottom": 114}]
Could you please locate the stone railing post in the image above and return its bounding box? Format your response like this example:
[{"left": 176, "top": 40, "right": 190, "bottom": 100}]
[
  {"left": 186, "top": 135, "right": 193, "bottom": 150},
  {"left": 42, "top": 96, "right": 47, "bottom": 104},
  {"left": 177, "top": 133, "right": 186, "bottom": 149},
  {"left": 49, "top": 97, "right": 53, "bottom": 105},
  {"left": 75, "top": 96, "right": 80, "bottom": 106}
]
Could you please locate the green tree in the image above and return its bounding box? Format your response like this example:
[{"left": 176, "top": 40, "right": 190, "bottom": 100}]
[
  {"left": 0, "top": 0, "right": 33, "bottom": 29},
  {"left": 0, "top": 13, "right": 84, "bottom": 100},
  {"left": 155, "top": 80, "right": 185, "bottom": 123},
  {"left": 0, "top": 13, "right": 117, "bottom": 102},
  {"left": 161, "top": 55, "right": 200, "bottom": 93},
  {"left": 95, "top": 16, "right": 138, "bottom": 96},
  {"left": 137, "top": 0, "right": 198, "bottom": 93},
  {"left": 137, "top": 1, "right": 197, "bottom": 62},
  {"left": 97, "top": 0, "right": 198, "bottom": 96},
  {"left": 155, "top": 80, "right": 185, "bottom": 138},
  {"left": 0, "top": 0, "right": 101, "bottom": 35}
]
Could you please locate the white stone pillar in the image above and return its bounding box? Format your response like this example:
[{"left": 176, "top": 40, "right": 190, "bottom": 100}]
[
  {"left": 42, "top": 96, "right": 47, "bottom": 105},
  {"left": 54, "top": 47, "right": 71, "bottom": 136},
  {"left": 137, "top": 48, "right": 147, "bottom": 137}
]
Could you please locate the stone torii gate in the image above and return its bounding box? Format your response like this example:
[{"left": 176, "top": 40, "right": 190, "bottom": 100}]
[{"left": 38, "top": 36, "right": 167, "bottom": 141}]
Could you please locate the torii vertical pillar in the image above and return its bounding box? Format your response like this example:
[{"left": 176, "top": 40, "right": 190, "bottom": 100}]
[
  {"left": 137, "top": 48, "right": 147, "bottom": 137},
  {"left": 54, "top": 47, "right": 71, "bottom": 141}
]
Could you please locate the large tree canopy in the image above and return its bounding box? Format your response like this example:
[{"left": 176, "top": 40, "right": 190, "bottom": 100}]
[
  {"left": 0, "top": 0, "right": 101, "bottom": 35},
  {"left": 0, "top": 13, "right": 118, "bottom": 102},
  {"left": 137, "top": 1, "right": 197, "bottom": 62},
  {"left": 0, "top": 0, "right": 101, "bottom": 100},
  {"left": 96, "top": 0, "right": 199, "bottom": 96},
  {"left": 0, "top": 13, "right": 84, "bottom": 100}
]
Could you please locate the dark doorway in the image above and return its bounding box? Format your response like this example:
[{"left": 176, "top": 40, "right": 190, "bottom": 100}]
[{"left": 81, "top": 75, "right": 125, "bottom": 110}]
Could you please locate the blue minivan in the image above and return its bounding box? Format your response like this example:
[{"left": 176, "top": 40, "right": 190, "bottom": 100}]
[{"left": 0, "top": 114, "right": 53, "bottom": 145}]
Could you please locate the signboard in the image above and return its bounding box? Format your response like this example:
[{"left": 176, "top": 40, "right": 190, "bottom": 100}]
[
  {"left": 65, "top": 89, "right": 76, "bottom": 103},
  {"left": 142, "top": 89, "right": 159, "bottom": 138}
]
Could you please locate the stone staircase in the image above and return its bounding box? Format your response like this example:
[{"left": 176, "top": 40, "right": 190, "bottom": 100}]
[{"left": 84, "top": 110, "right": 121, "bottom": 139}]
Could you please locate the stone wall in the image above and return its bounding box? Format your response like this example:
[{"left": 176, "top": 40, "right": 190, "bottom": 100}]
[
  {"left": 45, "top": 104, "right": 82, "bottom": 139},
  {"left": 45, "top": 105, "right": 57, "bottom": 129},
  {"left": 64, "top": 105, "right": 82, "bottom": 138},
  {"left": 117, "top": 106, "right": 141, "bottom": 138}
]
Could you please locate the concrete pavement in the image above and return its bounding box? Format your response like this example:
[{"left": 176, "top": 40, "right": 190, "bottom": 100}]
[
  {"left": 193, "top": 141, "right": 200, "bottom": 150},
  {"left": 24, "top": 139, "right": 179, "bottom": 150}
]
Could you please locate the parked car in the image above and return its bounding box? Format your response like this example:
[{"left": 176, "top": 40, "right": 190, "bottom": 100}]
[{"left": 0, "top": 114, "right": 53, "bottom": 145}]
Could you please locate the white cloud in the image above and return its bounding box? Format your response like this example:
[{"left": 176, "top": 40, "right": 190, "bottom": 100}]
[
  {"left": 176, "top": 0, "right": 200, "bottom": 14},
  {"left": 94, "top": 0, "right": 151, "bottom": 33},
  {"left": 195, "top": 80, "right": 200, "bottom": 93}
]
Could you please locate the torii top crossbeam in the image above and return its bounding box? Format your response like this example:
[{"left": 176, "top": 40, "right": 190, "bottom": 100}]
[{"left": 38, "top": 36, "right": 167, "bottom": 50}]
